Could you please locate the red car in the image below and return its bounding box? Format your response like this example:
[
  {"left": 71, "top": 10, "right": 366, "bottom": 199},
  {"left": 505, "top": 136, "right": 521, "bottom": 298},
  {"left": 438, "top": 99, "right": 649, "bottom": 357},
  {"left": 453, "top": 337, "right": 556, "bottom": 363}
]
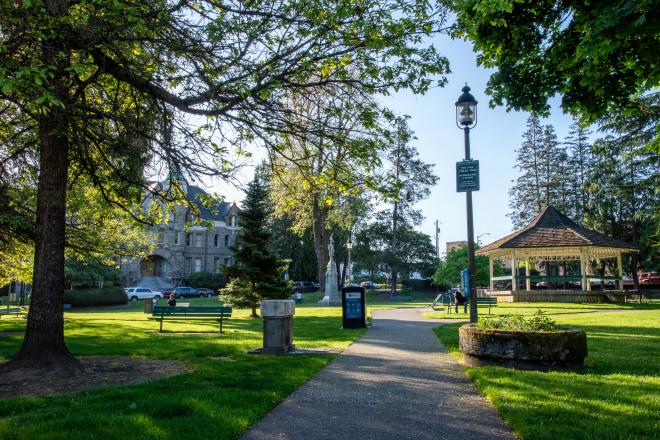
[{"left": 640, "top": 272, "right": 660, "bottom": 285}]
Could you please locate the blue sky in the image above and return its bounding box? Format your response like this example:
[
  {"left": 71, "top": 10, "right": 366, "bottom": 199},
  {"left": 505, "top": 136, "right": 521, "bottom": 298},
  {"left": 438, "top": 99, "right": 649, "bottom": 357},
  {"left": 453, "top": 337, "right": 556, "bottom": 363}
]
[{"left": 210, "top": 33, "right": 580, "bottom": 252}]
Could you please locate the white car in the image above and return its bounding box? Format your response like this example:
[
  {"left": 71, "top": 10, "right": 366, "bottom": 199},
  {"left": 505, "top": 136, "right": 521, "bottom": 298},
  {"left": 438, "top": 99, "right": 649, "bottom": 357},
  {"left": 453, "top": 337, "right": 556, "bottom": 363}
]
[{"left": 125, "top": 287, "right": 162, "bottom": 301}]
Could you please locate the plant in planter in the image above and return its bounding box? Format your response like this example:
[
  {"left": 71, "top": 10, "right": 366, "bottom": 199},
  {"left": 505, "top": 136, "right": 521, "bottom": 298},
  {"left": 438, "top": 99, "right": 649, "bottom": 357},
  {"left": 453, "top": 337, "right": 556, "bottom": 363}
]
[{"left": 460, "top": 310, "right": 587, "bottom": 369}]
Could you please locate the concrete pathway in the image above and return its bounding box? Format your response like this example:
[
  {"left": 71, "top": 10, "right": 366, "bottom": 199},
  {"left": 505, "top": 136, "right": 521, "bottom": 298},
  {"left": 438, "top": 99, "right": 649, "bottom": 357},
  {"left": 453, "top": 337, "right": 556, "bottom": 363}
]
[{"left": 242, "top": 308, "right": 516, "bottom": 440}]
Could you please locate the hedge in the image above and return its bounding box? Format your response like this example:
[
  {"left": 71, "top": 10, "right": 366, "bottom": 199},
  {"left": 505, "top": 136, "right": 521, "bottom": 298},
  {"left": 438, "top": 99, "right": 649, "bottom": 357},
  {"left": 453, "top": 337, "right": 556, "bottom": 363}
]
[
  {"left": 63, "top": 287, "right": 128, "bottom": 307},
  {"left": 401, "top": 279, "right": 433, "bottom": 291}
]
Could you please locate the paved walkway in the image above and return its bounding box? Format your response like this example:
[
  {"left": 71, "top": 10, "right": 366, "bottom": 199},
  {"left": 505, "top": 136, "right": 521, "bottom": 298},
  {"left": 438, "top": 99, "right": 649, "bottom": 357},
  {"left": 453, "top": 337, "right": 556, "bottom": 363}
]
[{"left": 242, "top": 308, "right": 516, "bottom": 440}]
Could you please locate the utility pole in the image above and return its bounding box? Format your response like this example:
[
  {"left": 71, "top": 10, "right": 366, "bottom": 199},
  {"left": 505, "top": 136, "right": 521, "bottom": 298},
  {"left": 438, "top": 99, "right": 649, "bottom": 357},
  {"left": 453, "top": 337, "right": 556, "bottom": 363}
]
[{"left": 434, "top": 220, "right": 440, "bottom": 262}]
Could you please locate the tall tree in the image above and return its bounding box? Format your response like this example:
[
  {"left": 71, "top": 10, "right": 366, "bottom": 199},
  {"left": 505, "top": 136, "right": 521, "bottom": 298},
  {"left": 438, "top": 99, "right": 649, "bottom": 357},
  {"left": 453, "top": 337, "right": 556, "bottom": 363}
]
[
  {"left": 508, "top": 114, "right": 544, "bottom": 228},
  {"left": 449, "top": 0, "right": 660, "bottom": 120},
  {"left": 268, "top": 86, "right": 381, "bottom": 291},
  {"left": 0, "top": 0, "right": 448, "bottom": 372},
  {"left": 220, "top": 175, "right": 289, "bottom": 317},
  {"left": 564, "top": 120, "right": 593, "bottom": 221},
  {"left": 382, "top": 117, "right": 438, "bottom": 293},
  {"left": 585, "top": 94, "right": 660, "bottom": 285}
]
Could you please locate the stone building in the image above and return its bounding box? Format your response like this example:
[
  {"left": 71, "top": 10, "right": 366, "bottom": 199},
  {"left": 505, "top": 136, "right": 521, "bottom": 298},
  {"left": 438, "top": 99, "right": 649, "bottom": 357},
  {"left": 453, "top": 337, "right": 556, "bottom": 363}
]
[{"left": 120, "top": 180, "right": 240, "bottom": 289}]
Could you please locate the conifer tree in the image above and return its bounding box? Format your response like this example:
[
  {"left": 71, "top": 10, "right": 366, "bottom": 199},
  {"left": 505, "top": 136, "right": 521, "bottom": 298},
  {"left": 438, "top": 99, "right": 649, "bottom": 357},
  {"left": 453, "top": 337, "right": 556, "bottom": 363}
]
[
  {"left": 508, "top": 114, "right": 544, "bottom": 228},
  {"left": 220, "top": 175, "right": 290, "bottom": 317},
  {"left": 564, "top": 120, "right": 593, "bottom": 221}
]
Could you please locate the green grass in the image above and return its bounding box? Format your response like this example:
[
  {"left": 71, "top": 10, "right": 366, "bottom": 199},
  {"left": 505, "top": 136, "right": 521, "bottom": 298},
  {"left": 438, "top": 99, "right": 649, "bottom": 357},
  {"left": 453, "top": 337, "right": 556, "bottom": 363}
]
[
  {"left": 422, "top": 301, "right": 656, "bottom": 319},
  {"left": 433, "top": 306, "right": 660, "bottom": 440},
  {"left": 0, "top": 299, "right": 365, "bottom": 439}
]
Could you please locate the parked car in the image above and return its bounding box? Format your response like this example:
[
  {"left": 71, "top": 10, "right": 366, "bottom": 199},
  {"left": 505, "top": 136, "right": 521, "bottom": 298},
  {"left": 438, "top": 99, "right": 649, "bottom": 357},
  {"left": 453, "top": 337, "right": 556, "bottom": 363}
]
[
  {"left": 195, "top": 288, "right": 216, "bottom": 297},
  {"left": 292, "top": 281, "right": 318, "bottom": 293},
  {"left": 125, "top": 287, "right": 162, "bottom": 301},
  {"left": 173, "top": 286, "right": 199, "bottom": 298},
  {"left": 640, "top": 272, "right": 660, "bottom": 285},
  {"left": 360, "top": 281, "right": 377, "bottom": 289}
]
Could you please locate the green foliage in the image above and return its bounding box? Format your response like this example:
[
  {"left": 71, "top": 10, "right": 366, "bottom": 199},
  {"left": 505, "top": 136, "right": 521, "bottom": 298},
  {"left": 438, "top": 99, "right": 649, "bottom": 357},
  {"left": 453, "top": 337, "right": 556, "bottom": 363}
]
[
  {"left": 186, "top": 272, "right": 226, "bottom": 290},
  {"left": 64, "top": 260, "right": 122, "bottom": 288},
  {"left": 450, "top": 0, "right": 660, "bottom": 120},
  {"left": 63, "top": 287, "right": 128, "bottom": 307},
  {"left": 401, "top": 279, "right": 433, "bottom": 291},
  {"left": 221, "top": 175, "right": 290, "bottom": 315},
  {"left": 476, "top": 310, "right": 559, "bottom": 331},
  {"left": 433, "top": 244, "right": 500, "bottom": 287}
]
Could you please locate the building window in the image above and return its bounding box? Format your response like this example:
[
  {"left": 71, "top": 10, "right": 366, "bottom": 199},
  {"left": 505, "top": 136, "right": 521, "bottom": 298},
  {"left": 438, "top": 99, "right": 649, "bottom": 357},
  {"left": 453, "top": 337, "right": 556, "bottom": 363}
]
[
  {"left": 214, "top": 258, "right": 220, "bottom": 273},
  {"left": 174, "top": 231, "right": 181, "bottom": 245},
  {"left": 224, "top": 235, "right": 229, "bottom": 247},
  {"left": 185, "top": 257, "right": 191, "bottom": 273},
  {"left": 224, "top": 257, "right": 230, "bottom": 265},
  {"left": 195, "top": 233, "right": 203, "bottom": 248},
  {"left": 157, "top": 229, "right": 165, "bottom": 244},
  {"left": 186, "top": 233, "right": 191, "bottom": 246},
  {"left": 231, "top": 216, "right": 237, "bottom": 227},
  {"left": 214, "top": 234, "right": 219, "bottom": 247},
  {"left": 194, "top": 258, "right": 202, "bottom": 273}
]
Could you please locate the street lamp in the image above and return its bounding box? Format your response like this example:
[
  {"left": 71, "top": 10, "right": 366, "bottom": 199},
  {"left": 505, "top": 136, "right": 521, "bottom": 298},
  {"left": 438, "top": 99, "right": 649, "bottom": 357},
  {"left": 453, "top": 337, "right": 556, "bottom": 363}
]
[
  {"left": 346, "top": 236, "right": 353, "bottom": 286},
  {"left": 455, "top": 84, "right": 479, "bottom": 323}
]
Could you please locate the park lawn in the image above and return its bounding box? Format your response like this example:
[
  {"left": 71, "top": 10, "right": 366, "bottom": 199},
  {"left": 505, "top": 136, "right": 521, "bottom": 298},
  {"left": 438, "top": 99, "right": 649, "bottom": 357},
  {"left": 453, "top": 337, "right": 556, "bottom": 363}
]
[
  {"left": 434, "top": 307, "right": 660, "bottom": 440},
  {"left": 0, "top": 302, "right": 365, "bottom": 439},
  {"left": 422, "top": 301, "right": 647, "bottom": 319}
]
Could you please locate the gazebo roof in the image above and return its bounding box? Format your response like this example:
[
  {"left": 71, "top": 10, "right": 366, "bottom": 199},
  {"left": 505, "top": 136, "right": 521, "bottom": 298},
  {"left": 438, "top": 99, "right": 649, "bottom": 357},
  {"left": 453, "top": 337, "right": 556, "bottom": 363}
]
[{"left": 477, "top": 206, "right": 638, "bottom": 258}]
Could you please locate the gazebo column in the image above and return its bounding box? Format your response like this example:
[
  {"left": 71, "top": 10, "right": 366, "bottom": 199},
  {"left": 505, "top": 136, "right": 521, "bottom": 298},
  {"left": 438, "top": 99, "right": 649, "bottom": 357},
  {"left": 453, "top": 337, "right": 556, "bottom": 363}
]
[
  {"left": 525, "top": 259, "right": 531, "bottom": 291},
  {"left": 489, "top": 258, "right": 494, "bottom": 291},
  {"left": 617, "top": 252, "right": 623, "bottom": 291},
  {"left": 511, "top": 258, "right": 517, "bottom": 292},
  {"left": 580, "top": 253, "right": 587, "bottom": 292},
  {"left": 586, "top": 255, "right": 592, "bottom": 292}
]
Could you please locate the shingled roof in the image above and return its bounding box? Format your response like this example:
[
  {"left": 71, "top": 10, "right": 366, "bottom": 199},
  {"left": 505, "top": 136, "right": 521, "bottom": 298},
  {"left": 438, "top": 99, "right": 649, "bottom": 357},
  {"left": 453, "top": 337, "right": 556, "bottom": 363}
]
[{"left": 477, "top": 206, "right": 638, "bottom": 255}]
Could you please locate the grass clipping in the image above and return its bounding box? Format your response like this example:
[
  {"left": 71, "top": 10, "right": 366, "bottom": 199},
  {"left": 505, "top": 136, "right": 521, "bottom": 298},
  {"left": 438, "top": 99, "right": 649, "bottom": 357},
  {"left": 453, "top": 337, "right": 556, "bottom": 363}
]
[{"left": 476, "top": 310, "right": 559, "bottom": 331}]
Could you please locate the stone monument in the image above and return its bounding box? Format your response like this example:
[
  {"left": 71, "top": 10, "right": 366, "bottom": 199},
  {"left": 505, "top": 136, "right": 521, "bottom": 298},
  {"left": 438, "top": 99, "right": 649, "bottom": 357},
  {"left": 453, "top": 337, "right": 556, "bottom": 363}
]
[{"left": 318, "top": 235, "right": 341, "bottom": 306}]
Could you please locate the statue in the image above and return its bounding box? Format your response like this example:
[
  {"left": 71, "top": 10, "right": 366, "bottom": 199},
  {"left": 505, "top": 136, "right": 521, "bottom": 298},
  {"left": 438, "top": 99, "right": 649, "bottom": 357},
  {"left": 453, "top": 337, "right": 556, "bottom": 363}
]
[
  {"left": 319, "top": 234, "right": 341, "bottom": 306},
  {"left": 328, "top": 235, "right": 335, "bottom": 262}
]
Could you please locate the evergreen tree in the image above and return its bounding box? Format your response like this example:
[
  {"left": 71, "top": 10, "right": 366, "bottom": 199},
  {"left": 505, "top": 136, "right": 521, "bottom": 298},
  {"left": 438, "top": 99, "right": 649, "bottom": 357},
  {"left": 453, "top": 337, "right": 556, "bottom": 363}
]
[
  {"left": 564, "top": 120, "right": 593, "bottom": 221},
  {"left": 508, "top": 114, "right": 544, "bottom": 228},
  {"left": 220, "top": 175, "right": 290, "bottom": 317},
  {"left": 585, "top": 93, "right": 660, "bottom": 285},
  {"left": 383, "top": 117, "right": 438, "bottom": 293}
]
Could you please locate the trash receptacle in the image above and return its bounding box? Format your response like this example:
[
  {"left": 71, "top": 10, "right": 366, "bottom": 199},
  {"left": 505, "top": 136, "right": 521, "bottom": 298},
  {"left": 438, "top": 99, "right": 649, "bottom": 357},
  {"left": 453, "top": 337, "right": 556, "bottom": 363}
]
[
  {"left": 342, "top": 286, "right": 366, "bottom": 329},
  {"left": 144, "top": 297, "right": 154, "bottom": 314}
]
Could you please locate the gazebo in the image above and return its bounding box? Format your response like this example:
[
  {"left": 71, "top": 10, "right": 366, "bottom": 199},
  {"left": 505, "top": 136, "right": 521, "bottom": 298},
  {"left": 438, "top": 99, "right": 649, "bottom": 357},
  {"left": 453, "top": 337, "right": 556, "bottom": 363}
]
[{"left": 477, "top": 206, "right": 638, "bottom": 301}]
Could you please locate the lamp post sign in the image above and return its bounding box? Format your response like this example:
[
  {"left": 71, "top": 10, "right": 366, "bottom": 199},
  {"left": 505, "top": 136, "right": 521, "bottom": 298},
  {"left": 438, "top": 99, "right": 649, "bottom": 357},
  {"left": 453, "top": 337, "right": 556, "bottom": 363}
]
[{"left": 456, "top": 160, "right": 480, "bottom": 192}]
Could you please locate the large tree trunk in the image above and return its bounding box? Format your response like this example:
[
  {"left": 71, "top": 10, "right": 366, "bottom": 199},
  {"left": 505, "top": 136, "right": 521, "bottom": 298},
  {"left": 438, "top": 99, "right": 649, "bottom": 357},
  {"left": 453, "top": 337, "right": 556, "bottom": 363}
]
[
  {"left": 312, "top": 198, "right": 331, "bottom": 291},
  {"left": 3, "top": 110, "right": 79, "bottom": 372},
  {"left": 390, "top": 200, "right": 398, "bottom": 295},
  {"left": 1, "top": 16, "right": 81, "bottom": 374}
]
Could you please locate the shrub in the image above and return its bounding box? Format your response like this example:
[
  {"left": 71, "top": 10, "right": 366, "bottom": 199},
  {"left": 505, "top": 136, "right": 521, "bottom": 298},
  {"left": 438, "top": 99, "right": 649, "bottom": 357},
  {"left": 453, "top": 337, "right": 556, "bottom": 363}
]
[
  {"left": 402, "top": 279, "right": 432, "bottom": 291},
  {"left": 187, "top": 272, "right": 226, "bottom": 290},
  {"left": 63, "top": 287, "right": 128, "bottom": 307},
  {"left": 477, "top": 310, "right": 559, "bottom": 331}
]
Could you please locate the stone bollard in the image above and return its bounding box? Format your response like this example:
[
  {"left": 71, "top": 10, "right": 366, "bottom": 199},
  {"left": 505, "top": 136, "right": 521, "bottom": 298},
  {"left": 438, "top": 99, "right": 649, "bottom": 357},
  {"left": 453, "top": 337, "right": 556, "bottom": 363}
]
[{"left": 259, "top": 300, "right": 296, "bottom": 354}]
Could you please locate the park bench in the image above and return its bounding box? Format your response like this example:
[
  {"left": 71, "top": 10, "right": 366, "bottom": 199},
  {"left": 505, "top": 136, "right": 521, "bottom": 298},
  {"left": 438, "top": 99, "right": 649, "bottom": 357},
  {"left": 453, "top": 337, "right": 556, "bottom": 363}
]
[
  {"left": 433, "top": 296, "right": 498, "bottom": 314},
  {"left": 0, "top": 307, "right": 23, "bottom": 318},
  {"left": 150, "top": 306, "right": 232, "bottom": 333}
]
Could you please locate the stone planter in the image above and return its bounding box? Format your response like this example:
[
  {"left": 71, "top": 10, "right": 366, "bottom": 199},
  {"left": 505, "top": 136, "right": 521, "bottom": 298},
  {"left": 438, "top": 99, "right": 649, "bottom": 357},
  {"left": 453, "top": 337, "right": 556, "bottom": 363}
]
[
  {"left": 459, "top": 324, "right": 587, "bottom": 369},
  {"left": 255, "top": 300, "right": 296, "bottom": 355}
]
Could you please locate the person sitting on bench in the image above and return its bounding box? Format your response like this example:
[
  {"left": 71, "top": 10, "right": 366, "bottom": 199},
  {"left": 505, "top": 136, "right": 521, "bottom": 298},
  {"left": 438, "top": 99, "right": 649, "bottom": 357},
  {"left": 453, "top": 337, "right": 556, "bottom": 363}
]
[
  {"left": 167, "top": 294, "right": 177, "bottom": 307},
  {"left": 454, "top": 289, "right": 468, "bottom": 314}
]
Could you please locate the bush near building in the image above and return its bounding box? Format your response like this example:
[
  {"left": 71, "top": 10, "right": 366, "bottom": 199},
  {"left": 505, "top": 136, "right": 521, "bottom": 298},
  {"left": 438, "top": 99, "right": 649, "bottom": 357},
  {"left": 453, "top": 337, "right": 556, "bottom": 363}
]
[{"left": 63, "top": 287, "right": 128, "bottom": 307}]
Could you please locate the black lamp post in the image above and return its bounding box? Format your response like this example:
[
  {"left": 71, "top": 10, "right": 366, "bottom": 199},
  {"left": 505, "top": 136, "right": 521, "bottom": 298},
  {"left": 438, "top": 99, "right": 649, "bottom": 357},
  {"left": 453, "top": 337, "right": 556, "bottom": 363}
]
[{"left": 455, "top": 84, "right": 478, "bottom": 323}]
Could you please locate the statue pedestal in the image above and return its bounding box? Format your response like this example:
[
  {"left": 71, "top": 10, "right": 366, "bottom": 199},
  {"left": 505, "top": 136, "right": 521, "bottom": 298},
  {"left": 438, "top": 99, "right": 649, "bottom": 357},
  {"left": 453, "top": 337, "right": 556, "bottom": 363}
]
[{"left": 318, "top": 263, "right": 341, "bottom": 306}]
